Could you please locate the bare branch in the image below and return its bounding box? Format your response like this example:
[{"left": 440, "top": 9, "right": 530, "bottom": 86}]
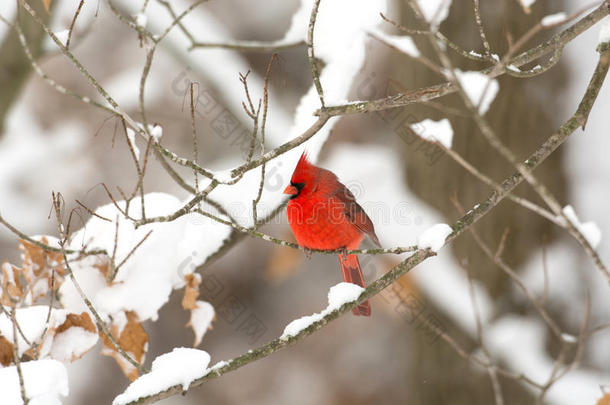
[{"left": 307, "top": 0, "right": 325, "bottom": 107}]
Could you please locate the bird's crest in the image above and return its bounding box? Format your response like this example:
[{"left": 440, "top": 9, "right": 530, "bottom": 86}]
[
  {"left": 291, "top": 151, "right": 315, "bottom": 180},
  {"left": 296, "top": 151, "right": 312, "bottom": 170}
]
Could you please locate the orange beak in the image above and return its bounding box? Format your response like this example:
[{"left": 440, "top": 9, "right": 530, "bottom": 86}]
[{"left": 283, "top": 185, "right": 298, "bottom": 195}]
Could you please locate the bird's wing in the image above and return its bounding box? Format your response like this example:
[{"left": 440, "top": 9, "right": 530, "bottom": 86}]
[{"left": 331, "top": 183, "right": 381, "bottom": 247}]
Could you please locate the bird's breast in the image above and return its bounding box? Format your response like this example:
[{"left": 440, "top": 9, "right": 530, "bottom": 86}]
[{"left": 286, "top": 197, "right": 363, "bottom": 250}]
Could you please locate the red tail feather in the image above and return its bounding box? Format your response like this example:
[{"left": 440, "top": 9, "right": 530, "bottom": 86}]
[{"left": 337, "top": 254, "right": 371, "bottom": 316}]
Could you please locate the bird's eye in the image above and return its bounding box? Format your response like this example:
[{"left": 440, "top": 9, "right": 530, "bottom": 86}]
[{"left": 288, "top": 182, "right": 305, "bottom": 199}]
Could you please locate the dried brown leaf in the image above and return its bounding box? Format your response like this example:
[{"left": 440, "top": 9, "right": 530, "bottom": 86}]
[
  {"left": 93, "top": 257, "right": 111, "bottom": 279},
  {"left": 42, "top": 0, "right": 52, "bottom": 12},
  {"left": 182, "top": 273, "right": 201, "bottom": 310},
  {"left": 1, "top": 262, "right": 23, "bottom": 305},
  {"left": 15, "top": 238, "right": 66, "bottom": 303},
  {"left": 0, "top": 334, "right": 14, "bottom": 366},
  {"left": 101, "top": 311, "right": 148, "bottom": 381},
  {"left": 56, "top": 312, "right": 97, "bottom": 335},
  {"left": 20, "top": 238, "right": 47, "bottom": 276}
]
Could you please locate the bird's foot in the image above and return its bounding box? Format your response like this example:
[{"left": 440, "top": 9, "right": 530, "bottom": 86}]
[
  {"left": 339, "top": 247, "right": 348, "bottom": 261},
  {"left": 303, "top": 247, "right": 313, "bottom": 260}
]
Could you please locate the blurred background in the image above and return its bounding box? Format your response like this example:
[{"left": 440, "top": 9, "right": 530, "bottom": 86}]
[{"left": 0, "top": 0, "right": 609, "bottom": 404}]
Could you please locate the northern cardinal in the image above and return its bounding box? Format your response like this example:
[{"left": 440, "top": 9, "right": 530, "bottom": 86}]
[{"left": 283, "top": 152, "right": 380, "bottom": 316}]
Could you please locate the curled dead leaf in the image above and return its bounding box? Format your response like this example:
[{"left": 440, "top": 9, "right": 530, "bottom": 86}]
[
  {"left": 56, "top": 312, "right": 97, "bottom": 334},
  {"left": 0, "top": 334, "right": 14, "bottom": 366},
  {"left": 182, "top": 273, "right": 202, "bottom": 310},
  {"left": 20, "top": 239, "right": 46, "bottom": 276},
  {"left": 13, "top": 238, "right": 66, "bottom": 304},
  {"left": 1, "top": 262, "right": 23, "bottom": 305},
  {"left": 101, "top": 311, "right": 148, "bottom": 381}
]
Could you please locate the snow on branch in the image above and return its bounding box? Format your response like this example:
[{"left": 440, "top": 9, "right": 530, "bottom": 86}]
[{"left": 280, "top": 283, "right": 364, "bottom": 340}]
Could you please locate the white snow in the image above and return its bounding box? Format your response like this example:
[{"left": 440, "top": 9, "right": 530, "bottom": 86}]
[
  {"left": 561, "top": 205, "right": 602, "bottom": 248},
  {"left": 280, "top": 282, "right": 364, "bottom": 341},
  {"left": 519, "top": 0, "right": 537, "bottom": 9},
  {"left": 417, "top": 223, "right": 452, "bottom": 252},
  {"left": 189, "top": 301, "right": 215, "bottom": 347},
  {"left": 113, "top": 347, "right": 210, "bottom": 405},
  {"left": 149, "top": 124, "right": 163, "bottom": 142},
  {"left": 60, "top": 193, "right": 232, "bottom": 324},
  {"left": 454, "top": 70, "right": 499, "bottom": 114},
  {"left": 0, "top": 306, "right": 98, "bottom": 363},
  {"left": 202, "top": 359, "right": 229, "bottom": 377},
  {"left": 599, "top": 17, "right": 610, "bottom": 44},
  {"left": 561, "top": 333, "right": 577, "bottom": 343},
  {"left": 370, "top": 29, "right": 420, "bottom": 57},
  {"left": 541, "top": 12, "right": 567, "bottom": 27},
  {"left": 134, "top": 13, "right": 147, "bottom": 28},
  {"left": 0, "top": 306, "right": 66, "bottom": 357},
  {"left": 278, "top": 0, "right": 386, "bottom": 146},
  {"left": 410, "top": 118, "right": 454, "bottom": 148},
  {"left": 50, "top": 326, "right": 98, "bottom": 363},
  {"left": 54, "top": 30, "right": 70, "bottom": 47},
  {"left": 0, "top": 359, "right": 69, "bottom": 405},
  {"left": 416, "top": 0, "right": 452, "bottom": 28}
]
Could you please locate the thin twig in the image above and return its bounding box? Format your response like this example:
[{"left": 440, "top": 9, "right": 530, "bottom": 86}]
[
  {"left": 66, "top": 0, "right": 85, "bottom": 50},
  {"left": 462, "top": 261, "right": 504, "bottom": 405},
  {"left": 190, "top": 83, "right": 200, "bottom": 199},
  {"left": 252, "top": 54, "right": 277, "bottom": 227},
  {"left": 0, "top": 214, "right": 106, "bottom": 256},
  {"left": 307, "top": 0, "right": 325, "bottom": 107},
  {"left": 110, "top": 230, "right": 153, "bottom": 282},
  {"left": 10, "top": 306, "right": 28, "bottom": 405},
  {"left": 190, "top": 39, "right": 305, "bottom": 52},
  {"left": 472, "top": 0, "right": 492, "bottom": 57}
]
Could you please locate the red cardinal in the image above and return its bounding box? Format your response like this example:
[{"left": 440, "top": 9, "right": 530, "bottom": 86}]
[{"left": 283, "top": 152, "right": 380, "bottom": 316}]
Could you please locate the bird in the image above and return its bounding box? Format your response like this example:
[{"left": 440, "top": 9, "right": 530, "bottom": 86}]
[{"left": 283, "top": 152, "right": 380, "bottom": 316}]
